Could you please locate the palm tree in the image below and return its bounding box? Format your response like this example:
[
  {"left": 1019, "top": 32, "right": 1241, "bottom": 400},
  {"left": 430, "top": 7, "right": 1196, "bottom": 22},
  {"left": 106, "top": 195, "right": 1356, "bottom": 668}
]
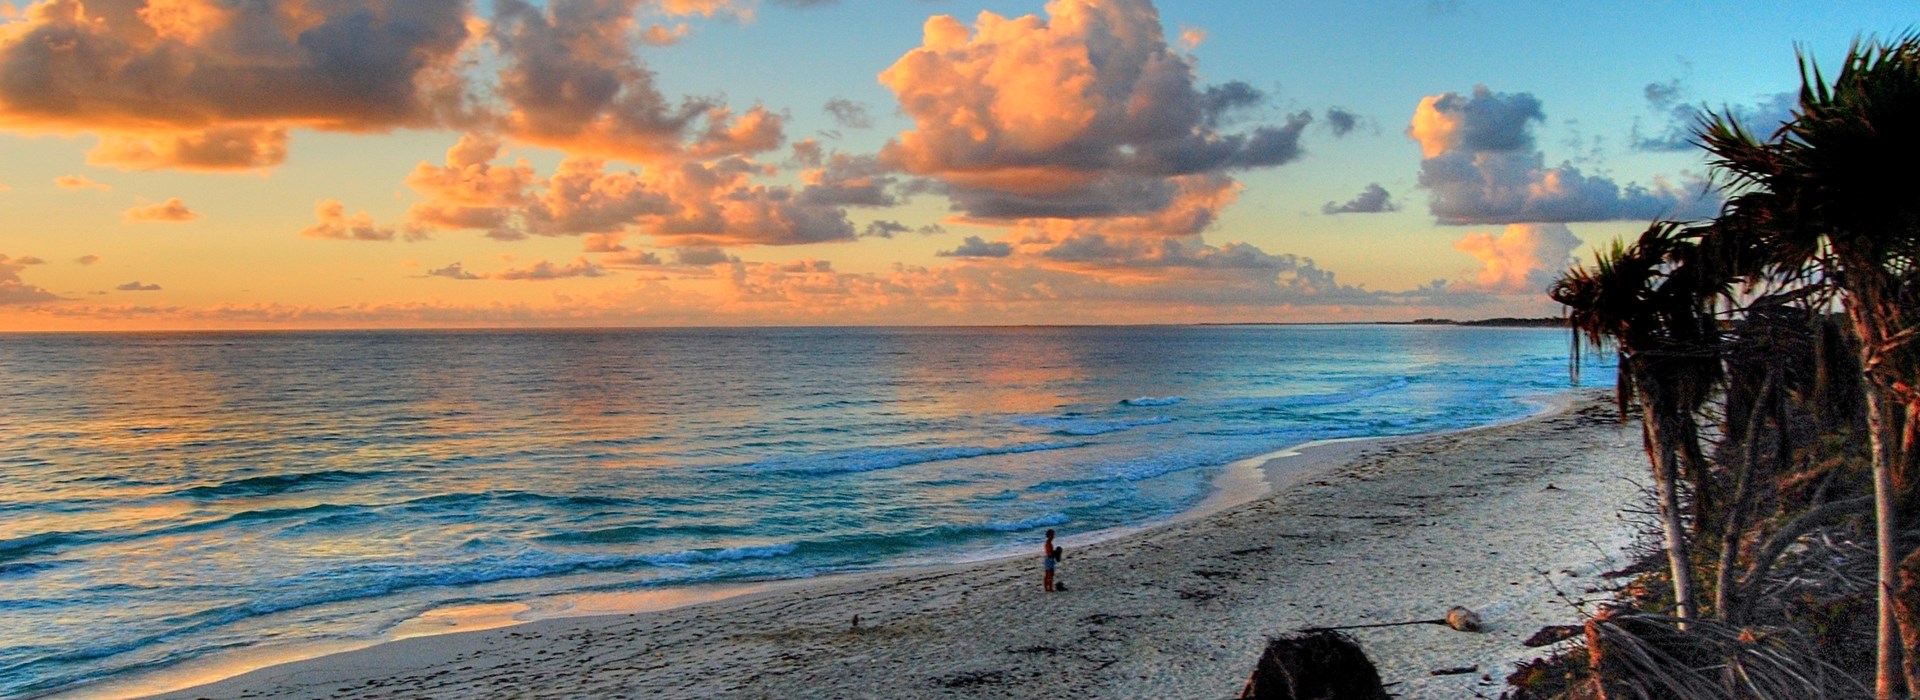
[
  {"left": 1553, "top": 223, "right": 1723, "bottom": 623},
  {"left": 1697, "top": 34, "right": 1920, "bottom": 698}
]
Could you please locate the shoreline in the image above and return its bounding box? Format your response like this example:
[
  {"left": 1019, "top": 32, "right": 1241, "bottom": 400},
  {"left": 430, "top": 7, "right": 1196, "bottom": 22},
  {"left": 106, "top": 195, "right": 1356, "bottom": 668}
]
[
  {"left": 63, "top": 407, "right": 1450, "bottom": 700},
  {"left": 114, "top": 388, "right": 1641, "bottom": 700}
]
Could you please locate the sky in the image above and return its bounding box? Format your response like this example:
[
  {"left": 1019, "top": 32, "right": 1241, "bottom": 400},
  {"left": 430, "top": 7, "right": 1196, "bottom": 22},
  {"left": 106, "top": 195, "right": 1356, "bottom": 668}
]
[{"left": 0, "top": 0, "right": 1906, "bottom": 330}]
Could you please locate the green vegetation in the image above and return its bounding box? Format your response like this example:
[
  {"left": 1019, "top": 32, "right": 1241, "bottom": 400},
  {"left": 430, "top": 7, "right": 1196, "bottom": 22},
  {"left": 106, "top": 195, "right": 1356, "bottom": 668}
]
[{"left": 1529, "top": 33, "right": 1920, "bottom": 699}]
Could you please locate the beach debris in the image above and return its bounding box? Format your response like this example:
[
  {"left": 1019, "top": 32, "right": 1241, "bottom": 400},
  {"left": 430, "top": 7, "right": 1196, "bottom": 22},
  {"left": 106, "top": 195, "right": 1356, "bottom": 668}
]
[
  {"left": 1237, "top": 630, "right": 1391, "bottom": 700},
  {"left": 1430, "top": 665, "right": 1478, "bottom": 676},
  {"left": 1573, "top": 606, "right": 1860, "bottom": 699},
  {"left": 934, "top": 669, "right": 1010, "bottom": 688},
  {"left": 1445, "top": 605, "right": 1482, "bottom": 632},
  {"left": 1305, "top": 605, "right": 1484, "bottom": 634},
  {"left": 1523, "top": 624, "right": 1583, "bottom": 647}
]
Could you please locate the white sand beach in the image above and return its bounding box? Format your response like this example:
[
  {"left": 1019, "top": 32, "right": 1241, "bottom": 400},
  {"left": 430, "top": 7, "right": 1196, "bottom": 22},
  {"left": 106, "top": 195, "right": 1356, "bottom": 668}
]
[{"left": 140, "top": 389, "right": 1643, "bottom": 700}]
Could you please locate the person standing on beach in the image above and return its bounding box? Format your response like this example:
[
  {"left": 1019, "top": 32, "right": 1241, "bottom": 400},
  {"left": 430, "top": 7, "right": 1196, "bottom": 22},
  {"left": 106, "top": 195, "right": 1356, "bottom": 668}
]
[{"left": 1043, "top": 529, "right": 1057, "bottom": 592}]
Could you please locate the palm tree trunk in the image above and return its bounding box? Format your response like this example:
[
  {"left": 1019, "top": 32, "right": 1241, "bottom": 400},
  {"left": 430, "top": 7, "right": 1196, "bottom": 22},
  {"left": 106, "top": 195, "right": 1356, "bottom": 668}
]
[
  {"left": 1714, "top": 371, "right": 1775, "bottom": 621},
  {"left": 1680, "top": 420, "right": 1715, "bottom": 534},
  {"left": 1900, "top": 547, "right": 1920, "bottom": 697},
  {"left": 1848, "top": 284, "right": 1907, "bottom": 698},
  {"left": 1867, "top": 375, "right": 1903, "bottom": 699},
  {"left": 1641, "top": 396, "right": 1697, "bottom": 622}
]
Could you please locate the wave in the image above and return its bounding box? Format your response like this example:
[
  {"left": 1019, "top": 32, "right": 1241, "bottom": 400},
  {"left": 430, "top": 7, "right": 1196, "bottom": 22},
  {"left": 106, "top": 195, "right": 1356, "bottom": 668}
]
[
  {"left": 1013, "top": 415, "right": 1173, "bottom": 437},
  {"left": 398, "top": 491, "right": 655, "bottom": 511},
  {"left": 536, "top": 523, "right": 744, "bottom": 545},
  {"left": 0, "top": 531, "right": 82, "bottom": 564},
  {"left": 0, "top": 559, "right": 71, "bottom": 577},
  {"left": 640, "top": 544, "right": 798, "bottom": 566},
  {"left": 1227, "top": 376, "right": 1412, "bottom": 411},
  {"left": 1119, "top": 396, "right": 1184, "bottom": 407},
  {"left": 966, "top": 512, "right": 1069, "bottom": 533},
  {"left": 739, "top": 441, "right": 1086, "bottom": 476},
  {"left": 2, "top": 505, "right": 369, "bottom": 563},
  {"left": 173, "top": 470, "right": 395, "bottom": 499}
]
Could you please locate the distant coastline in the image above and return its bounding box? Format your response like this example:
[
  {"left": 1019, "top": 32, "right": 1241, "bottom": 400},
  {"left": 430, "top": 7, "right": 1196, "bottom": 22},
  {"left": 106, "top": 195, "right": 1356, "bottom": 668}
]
[
  {"left": 1196, "top": 317, "right": 1568, "bottom": 328},
  {"left": 1402, "top": 316, "right": 1567, "bottom": 328}
]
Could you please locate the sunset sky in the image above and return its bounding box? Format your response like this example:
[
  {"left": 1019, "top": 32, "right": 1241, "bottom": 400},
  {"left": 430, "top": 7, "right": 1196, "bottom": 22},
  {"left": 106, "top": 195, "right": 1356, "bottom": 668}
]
[{"left": 0, "top": 0, "right": 1904, "bottom": 330}]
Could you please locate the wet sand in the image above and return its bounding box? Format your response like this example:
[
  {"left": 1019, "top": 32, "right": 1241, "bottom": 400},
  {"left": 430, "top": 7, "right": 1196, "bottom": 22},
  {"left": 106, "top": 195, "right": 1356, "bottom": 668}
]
[{"left": 145, "top": 389, "right": 1642, "bottom": 700}]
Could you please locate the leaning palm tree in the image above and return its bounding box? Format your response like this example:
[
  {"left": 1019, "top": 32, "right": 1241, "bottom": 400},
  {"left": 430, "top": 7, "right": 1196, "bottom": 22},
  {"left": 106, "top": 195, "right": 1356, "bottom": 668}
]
[
  {"left": 1553, "top": 223, "right": 1723, "bottom": 623},
  {"left": 1698, "top": 34, "right": 1920, "bottom": 698}
]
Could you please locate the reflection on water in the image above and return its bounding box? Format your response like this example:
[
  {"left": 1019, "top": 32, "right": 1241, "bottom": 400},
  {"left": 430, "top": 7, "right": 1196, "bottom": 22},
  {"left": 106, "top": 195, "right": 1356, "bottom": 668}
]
[{"left": 0, "top": 325, "right": 1614, "bottom": 697}]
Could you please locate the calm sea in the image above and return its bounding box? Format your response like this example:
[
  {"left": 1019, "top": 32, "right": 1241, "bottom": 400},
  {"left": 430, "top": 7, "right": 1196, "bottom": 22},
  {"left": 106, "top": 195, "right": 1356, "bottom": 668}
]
[{"left": 0, "top": 325, "right": 1614, "bottom": 697}]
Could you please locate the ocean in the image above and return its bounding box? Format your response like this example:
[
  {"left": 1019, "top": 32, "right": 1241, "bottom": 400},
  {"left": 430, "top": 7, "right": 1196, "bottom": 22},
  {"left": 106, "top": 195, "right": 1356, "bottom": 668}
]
[{"left": 0, "top": 325, "right": 1614, "bottom": 697}]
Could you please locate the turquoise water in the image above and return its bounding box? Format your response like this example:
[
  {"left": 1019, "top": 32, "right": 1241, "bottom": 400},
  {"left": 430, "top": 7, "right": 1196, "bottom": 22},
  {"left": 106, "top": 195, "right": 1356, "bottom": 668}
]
[{"left": 0, "top": 325, "right": 1613, "bottom": 696}]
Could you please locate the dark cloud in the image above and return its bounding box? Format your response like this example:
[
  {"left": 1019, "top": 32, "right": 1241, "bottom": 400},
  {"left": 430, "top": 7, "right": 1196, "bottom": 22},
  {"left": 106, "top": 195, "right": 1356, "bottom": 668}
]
[
  {"left": 492, "top": 258, "right": 604, "bottom": 280},
  {"left": 937, "top": 236, "right": 1013, "bottom": 258},
  {"left": 424, "top": 258, "right": 602, "bottom": 280},
  {"left": 863, "top": 221, "right": 911, "bottom": 238},
  {"left": 798, "top": 153, "right": 897, "bottom": 207},
  {"left": 675, "top": 247, "right": 737, "bottom": 265},
  {"left": 1200, "top": 81, "right": 1266, "bottom": 126},
  {"left": 859, "top": 218, "right": 943, "bottom": 238},
  {"left": 779, "top": 259, "right": 833, "bottom": 273},
  {"left": 790, "top": 139, "right": 825, "bottom": 167},
  {"left": 823, "top": 98, "right": 874, "bottom": 130},
  {"left": 1411, "top": 86, "right": 1718, "bottom": 224},
  {"left": 75, "top": 255, "right": 100, "bottom": 266},
  {"left": 426, "top": 262, "right": 482, "bottom": 280},
  {"left": 1324, "top": 107, "right": 1361, "bottom": 137},
  {"left": 1322, "top": 183, "right": 1398, "bottom": 214},
  {"left": 601, "top": 250, "right": 664, "bottom": 267},
  {"left": 1632, "top": 78, "right": 1795, "bottom": 152},
  {"left": 0, "top": 0, "right": 472, "bottom": 169},
  {"left": 1038, "top": 235, "right": 1311, "bottom": 270},
  {"left": 489, "top": 0, "right": 782, "bottom": 160},
  {"left": 115, "top": 281, "right": 162, "bottom": 292},
  {"left": 0, "top": 254, "right": 60, "bottom": 304}
]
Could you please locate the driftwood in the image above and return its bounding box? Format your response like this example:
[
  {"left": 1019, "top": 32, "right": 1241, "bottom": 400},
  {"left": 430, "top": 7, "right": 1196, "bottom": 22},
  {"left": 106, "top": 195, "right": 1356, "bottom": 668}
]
[{"left": 1237, "top": 630, "right": 1390, "bottom": 700}]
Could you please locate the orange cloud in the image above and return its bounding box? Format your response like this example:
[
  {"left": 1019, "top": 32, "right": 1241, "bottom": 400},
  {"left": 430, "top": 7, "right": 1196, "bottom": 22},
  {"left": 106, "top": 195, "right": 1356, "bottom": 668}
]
[
  {"left": 639, "top": 22, "right": 690, "bottom": 45},
  {"left": 54, "top": 175, "right": 110, "bottom": 191},
  {"left": 301, "top": 200, "right": 401, "bottom": 242},
  {"left": 1451, "top": 223, "right": 1583, "bottom": 293},
  {"left": 425, "top": 257, "right": 605, "bottom": 280},
  {"left": 393, "top": 133, "right": 856, "bottom": 246},
  {"left": 124, "top": 198, "right": 200, "bottom": 223},
  {"left": 0, "top": 0, "right": 796, "bottom": 173},
  {"left": 877, "top": 0, "right": 1308, "bottom": 226},
  {"left": 0, "top": 0, "right": 473, "bottom": 171},
  {"left": 88, "top": 126, "right": 289, "bottom": 172}
]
